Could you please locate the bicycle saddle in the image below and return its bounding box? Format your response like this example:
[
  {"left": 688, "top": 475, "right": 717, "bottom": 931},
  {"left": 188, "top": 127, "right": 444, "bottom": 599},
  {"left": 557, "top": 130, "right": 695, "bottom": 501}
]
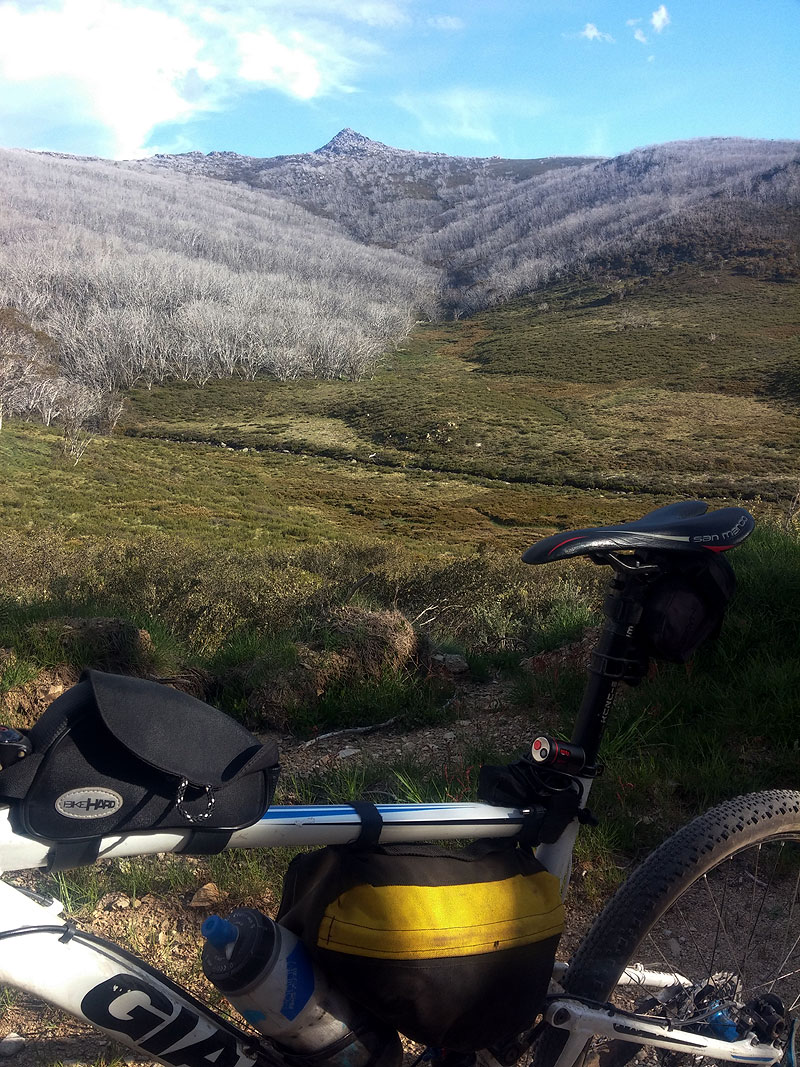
[{"left": 522, "top": 500, "right": 755, "bottom": 564}]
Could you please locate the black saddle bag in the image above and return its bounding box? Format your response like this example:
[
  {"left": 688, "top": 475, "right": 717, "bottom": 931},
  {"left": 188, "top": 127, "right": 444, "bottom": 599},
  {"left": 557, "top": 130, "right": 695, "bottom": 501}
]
[
  {"left": 0, "top": 670, "right": 279, "bottom": 869},
  {"left": 638, "top": 553, "right": 736, "bottom": 663},
  {"left": 277, "top": 836, "right": 564, "bottom": 1052}
]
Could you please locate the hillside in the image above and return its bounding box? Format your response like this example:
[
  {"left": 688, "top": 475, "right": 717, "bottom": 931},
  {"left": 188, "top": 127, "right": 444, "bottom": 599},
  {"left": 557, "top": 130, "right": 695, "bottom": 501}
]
[
  {"left": 133, "top": 133, "right": 800, "bottom": 312},
  {"left": 0, "top": 147, "right": 438, "bottom": 393},
  {"left": 2, "top": 268, "right": 797, "bottom": 555},
  {"left": 136, "top": 128, "right": 598, "bottom": 252},
  {"left": 1, "top": 133, "right": 798, "bottom": 432}
]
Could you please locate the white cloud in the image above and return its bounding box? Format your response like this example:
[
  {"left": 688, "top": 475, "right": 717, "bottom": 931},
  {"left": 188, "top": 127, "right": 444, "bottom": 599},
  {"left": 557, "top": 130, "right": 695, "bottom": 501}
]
[
  {"left": 0, "top": 0, "right": 214, "bottom": 157},
  {"left": 0, "top": 0, "right": 400, "bottom": 158},
  {"left": 196, "top": 0, "right": 410, "bottom": 29},
  {"left": 395, "top": 87, "right": 550, "bottom": 146},
  {"left": 238, "top": 29, "right": 326, "bottom": 99},
  {"left": 580, "top": 23, "right": 614, "bottom": 42},
  {"left": 651, "top": 5, "right": 670, "bottom": 32},
  {"left": 634, "top": 28, "right": 648, "bottom": 43},
  {"left": 427, "top": 16, "right": 465, "bottom": 31},
  {"left": 308, "top": 1, "right": 409, "bottom": 28}
]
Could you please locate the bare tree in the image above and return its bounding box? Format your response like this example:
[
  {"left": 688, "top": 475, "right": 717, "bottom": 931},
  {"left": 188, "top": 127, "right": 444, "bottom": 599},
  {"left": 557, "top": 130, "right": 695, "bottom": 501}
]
[{"left": 59, "top": 383, "right": 105, "bottom": 464}]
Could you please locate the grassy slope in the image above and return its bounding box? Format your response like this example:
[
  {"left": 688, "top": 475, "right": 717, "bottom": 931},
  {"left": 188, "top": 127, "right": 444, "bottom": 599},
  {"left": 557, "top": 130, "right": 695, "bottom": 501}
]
[
  {"left": 2, "top": 268, "right": 797, "bottom": 556},
  {"left": 125, "top": 267, "right": 800, "bottom": 498}
]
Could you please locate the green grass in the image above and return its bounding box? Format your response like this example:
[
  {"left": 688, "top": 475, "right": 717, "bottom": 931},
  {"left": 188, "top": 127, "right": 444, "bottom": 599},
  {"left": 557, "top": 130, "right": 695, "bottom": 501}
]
[
  {"left": 3, "top": 269, "right": 796, "bottom": 563},
  {"left": 1, "top": 264, "right": 798, "bottom": 868},
  {"left": 34, "top": 846, "right": 294, "bottom": 921},
  {"left": 0, "top": 527, "right": 603, "bottom": 687},
  {"left": 288, "top": 671, "right": 455, "bottom": 738},
  {"left": 284, "top": 750, "right": 495, "bottom": 807},
  {"left": 121, "top": 268, "right": 800, "bottom": 504}
]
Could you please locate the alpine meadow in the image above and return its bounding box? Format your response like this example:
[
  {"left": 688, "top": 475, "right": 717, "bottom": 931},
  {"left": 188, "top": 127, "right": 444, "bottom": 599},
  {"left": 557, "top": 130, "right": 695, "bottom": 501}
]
[{"left": 1, "top": 130, "right": 799, "bottom": 842}]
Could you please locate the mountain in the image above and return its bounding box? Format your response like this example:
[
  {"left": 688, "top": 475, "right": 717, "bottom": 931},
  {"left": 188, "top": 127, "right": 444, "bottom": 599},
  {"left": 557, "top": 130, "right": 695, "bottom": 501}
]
[
  {"left": 135, "top": 130, "right": 598, "bottom": 255},
  {"left": 0, "top": 132, "right": 798, "bottom": 417},
  {"left": 315, "top": 128, "right": 395, "bottom": 155},
  {"left": 135, "top": 132, "right": 800, "bottom": 312}
]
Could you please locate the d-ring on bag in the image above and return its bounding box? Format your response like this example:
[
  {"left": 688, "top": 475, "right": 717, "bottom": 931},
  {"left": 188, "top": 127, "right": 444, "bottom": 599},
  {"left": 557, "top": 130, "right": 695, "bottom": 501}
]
[{"left": 0, "top": 670, "right": 280, "bottom": 870}]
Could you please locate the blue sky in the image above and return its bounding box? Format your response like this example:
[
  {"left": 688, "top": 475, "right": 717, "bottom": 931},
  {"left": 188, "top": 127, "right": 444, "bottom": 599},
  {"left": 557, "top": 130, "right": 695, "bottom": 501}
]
[{"left": 0, "top": 0, "right": 797, "bottom": 161}]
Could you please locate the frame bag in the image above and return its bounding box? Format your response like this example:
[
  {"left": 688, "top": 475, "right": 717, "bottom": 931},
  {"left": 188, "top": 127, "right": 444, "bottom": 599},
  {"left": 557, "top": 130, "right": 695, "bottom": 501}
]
[
  {"left": 277, "top": 832, "right": 564, "bottom": 1052},
  {"left": 0, "top": 670, "right": 279, "bottom": 869}
]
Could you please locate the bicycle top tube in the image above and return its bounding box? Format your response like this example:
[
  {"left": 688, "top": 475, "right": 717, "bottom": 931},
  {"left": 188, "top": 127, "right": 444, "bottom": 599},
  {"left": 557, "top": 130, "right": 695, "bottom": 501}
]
[{"left": 0, "top": 801, "right": 524, "bottom": 875}]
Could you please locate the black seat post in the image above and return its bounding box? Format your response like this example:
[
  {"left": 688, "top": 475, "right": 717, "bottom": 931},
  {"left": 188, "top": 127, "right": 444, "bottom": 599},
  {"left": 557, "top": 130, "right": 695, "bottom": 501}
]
[{"left": 570, "top": 567, "right": 651, "bottom": 771}]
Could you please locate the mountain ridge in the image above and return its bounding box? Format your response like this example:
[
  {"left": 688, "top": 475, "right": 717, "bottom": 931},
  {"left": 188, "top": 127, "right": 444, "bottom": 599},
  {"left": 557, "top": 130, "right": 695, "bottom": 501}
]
[
  {"left": 143, "top": 126, "right": 599, "bottom": 167},
  {"left": 0, "top": 131, "right": 798, "bottom": 410}
]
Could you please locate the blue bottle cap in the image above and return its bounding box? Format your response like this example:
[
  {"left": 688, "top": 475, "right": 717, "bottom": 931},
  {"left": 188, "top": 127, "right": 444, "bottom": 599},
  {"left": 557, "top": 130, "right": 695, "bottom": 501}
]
[{"left": 202, "top": 915, "right": 239, "bottom": 952}]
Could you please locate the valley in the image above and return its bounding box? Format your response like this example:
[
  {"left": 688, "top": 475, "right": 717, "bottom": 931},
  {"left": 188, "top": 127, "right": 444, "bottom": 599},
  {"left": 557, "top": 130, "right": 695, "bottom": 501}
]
[{"left": 3, "top": 266, "right": 795, "bottom": 556}]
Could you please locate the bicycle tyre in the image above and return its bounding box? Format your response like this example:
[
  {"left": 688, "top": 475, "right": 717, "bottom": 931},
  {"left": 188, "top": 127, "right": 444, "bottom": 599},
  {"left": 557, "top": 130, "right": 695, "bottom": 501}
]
[{"left": 534, "top": 789, "right": 800, "bottom": 1067}]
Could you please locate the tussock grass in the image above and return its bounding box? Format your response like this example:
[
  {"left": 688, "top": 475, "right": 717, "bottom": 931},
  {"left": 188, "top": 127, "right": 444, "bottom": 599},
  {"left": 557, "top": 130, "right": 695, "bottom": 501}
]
[
  {"left": 120, "top": 268, "right": 799, "bottom": 502},
  {"left": 0, "top": 529, "right": 603, "bottom": 665}
]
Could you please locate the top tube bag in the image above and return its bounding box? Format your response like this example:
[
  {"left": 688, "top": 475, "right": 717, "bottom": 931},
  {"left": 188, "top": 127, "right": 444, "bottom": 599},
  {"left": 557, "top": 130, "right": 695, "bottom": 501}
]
[{"left": 0, "top": 670, "right": 280, "bottom": 869}]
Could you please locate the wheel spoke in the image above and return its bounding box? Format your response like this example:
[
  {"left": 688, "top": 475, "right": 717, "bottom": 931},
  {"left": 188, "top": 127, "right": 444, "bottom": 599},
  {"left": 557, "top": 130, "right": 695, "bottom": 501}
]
[
  {"left": 739, "top": 842, "right": 784, "bottom": 992},
  {"left": 534, "top": 794, "right": 800, "bottom": 1067},
  {"left": 768, "top": 864, "right": 800, "bottom": 996},
  {"left": 700, "top": 866, "right": 748, "bottom": 986}
]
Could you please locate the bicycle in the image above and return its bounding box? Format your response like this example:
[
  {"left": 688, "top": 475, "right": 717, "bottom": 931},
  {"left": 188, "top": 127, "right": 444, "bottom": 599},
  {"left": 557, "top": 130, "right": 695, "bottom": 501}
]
[{"left": 0, "top": 499, "right": 797, "bottom": 1067}]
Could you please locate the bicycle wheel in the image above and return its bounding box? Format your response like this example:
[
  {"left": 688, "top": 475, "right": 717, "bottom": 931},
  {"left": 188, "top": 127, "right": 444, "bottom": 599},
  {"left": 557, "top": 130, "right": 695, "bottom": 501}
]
[{"left": 534, "top": 790, "right": 800, "bottom": 1067}]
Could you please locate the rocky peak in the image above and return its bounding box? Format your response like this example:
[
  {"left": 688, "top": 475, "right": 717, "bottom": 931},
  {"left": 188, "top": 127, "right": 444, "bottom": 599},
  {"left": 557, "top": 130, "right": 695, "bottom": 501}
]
[{"left": 315, "top": 128, "right": 390, "bottom": 156}]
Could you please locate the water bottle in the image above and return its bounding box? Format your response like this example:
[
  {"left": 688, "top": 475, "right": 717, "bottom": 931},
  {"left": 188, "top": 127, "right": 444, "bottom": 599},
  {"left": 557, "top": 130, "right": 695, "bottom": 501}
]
[{"left": 201, "top": 908, "right": 401, "bottom": 1067}]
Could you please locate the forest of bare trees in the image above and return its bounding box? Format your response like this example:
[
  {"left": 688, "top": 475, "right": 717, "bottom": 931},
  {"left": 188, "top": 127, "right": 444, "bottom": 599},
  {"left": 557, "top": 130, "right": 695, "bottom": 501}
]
[
  {"left": 139, "top": 134, "right": 800, "bottom": 314},
  {"left": 1, "top": 133, "right": 798, "bottom": 446},
  {"left": 0, "top": 147, "right": 439, "bottom": 437}
]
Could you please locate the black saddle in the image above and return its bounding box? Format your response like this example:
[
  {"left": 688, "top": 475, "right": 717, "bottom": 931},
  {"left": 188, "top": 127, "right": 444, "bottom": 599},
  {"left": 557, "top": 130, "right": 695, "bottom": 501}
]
[{"left": 522, "top": 501, "right": 755, "bottom": 565}]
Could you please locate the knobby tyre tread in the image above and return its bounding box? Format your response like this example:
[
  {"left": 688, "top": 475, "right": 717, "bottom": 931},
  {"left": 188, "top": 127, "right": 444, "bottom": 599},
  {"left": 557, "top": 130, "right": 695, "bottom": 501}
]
[{"left": 533, "top": 789, "right": 800, "bottom": 1067}]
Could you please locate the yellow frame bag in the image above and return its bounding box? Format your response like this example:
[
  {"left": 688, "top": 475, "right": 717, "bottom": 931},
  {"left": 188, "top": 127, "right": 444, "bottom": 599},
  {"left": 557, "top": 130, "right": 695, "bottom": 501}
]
[{"left": 277, "top": 835, "right": 564, "bottom": 1052}]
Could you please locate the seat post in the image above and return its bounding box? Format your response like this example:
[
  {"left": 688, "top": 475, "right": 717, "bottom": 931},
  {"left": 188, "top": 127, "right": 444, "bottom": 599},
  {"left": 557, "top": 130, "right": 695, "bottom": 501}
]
[{"left": 570, "top": 569, "right": 651, "bottom": 771}]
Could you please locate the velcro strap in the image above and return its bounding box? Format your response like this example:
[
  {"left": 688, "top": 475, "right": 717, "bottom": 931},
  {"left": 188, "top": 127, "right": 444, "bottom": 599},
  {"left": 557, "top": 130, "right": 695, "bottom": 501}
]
[
  {"left": 178, "top": 830, "right": 233, "bottom": 855},
  {"left": 47, "top": 838, "right": 101, "bottom": 873},
  {"left": 350, "top": 801, "right": 383, "bottom": 847},
  {"left": 0, "top": 752, "right": 43, "bottom": 801}
]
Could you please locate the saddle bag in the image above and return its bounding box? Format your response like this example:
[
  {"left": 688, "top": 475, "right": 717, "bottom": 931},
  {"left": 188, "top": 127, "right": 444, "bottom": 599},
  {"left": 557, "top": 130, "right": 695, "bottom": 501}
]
[
  {"left": 277, "top": 834, "right": 564, "bottom": 1052},
  {"left": 638, "top": 553, "right": 736, "bottom": 663},
  {"left": 0, "top": 670, "right": 280, "bottom": 869}
]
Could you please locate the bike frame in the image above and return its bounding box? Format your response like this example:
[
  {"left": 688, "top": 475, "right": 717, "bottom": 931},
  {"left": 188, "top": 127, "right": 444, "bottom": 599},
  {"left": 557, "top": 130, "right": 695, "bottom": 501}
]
[
  {"left": 0, "top": 560, "right": 783, "bottom": 1067},
  {"left": 0, "top": 797, "right": 782, "bottom": 1067}
]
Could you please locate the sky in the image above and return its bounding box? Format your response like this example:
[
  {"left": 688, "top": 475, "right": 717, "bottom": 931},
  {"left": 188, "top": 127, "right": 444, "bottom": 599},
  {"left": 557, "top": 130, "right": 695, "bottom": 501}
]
[{"left": 0, "top": 0, "right": 798, "bottom": 162}]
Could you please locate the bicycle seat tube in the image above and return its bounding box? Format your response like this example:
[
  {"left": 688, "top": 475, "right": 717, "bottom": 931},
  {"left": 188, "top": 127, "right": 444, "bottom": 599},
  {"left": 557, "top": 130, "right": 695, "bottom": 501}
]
[{"left": 570, "top": 564, "right": 651, "bottom": 772}]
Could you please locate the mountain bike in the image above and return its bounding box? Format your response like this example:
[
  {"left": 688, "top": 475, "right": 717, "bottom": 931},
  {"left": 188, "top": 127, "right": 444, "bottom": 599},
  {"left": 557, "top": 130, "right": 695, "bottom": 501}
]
[{"left": 0, "top": 500, "right": 798, "bottom": 1067}]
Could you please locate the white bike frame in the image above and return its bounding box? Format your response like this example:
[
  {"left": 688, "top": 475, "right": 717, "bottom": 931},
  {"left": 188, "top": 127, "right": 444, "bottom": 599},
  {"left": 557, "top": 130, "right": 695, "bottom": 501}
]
[{"left": 0, "top": 788, "right": 783, "bottom": 1067}]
